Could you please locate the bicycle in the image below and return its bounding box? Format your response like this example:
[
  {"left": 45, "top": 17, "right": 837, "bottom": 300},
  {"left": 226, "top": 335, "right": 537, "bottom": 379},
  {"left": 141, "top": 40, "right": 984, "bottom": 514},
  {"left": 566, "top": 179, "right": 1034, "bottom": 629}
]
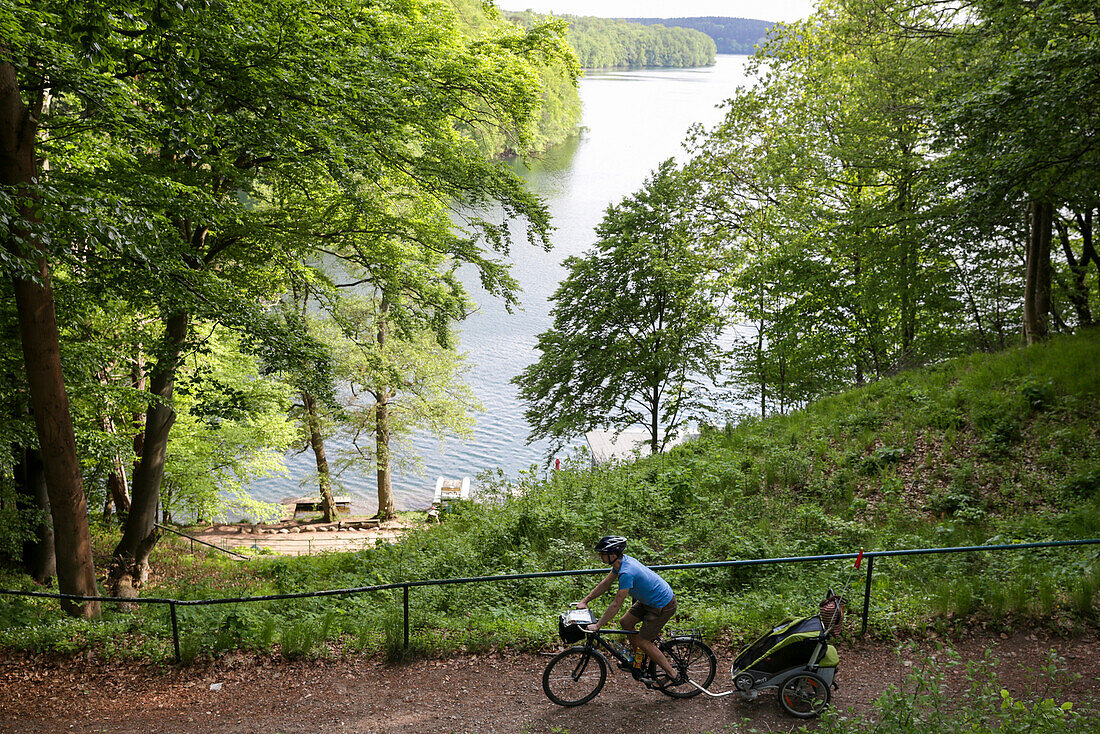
[{"left": 542, "top": 610, "right": 718, "bottom": 707}]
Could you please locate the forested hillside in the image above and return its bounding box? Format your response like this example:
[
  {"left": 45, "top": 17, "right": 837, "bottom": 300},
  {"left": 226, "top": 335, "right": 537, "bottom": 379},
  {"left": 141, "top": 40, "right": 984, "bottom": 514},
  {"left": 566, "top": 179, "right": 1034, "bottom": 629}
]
[
  {"left": 453, "top": 0, "right": 581, "bottom": 154},
  {"left": 513, "top": 0, "right": 1100, "bottom": 459},
  {"left": 507, "top": 11, "right": 717, "bottom": 69},
  {"left": 2, "top": 0, "right": 1098, "bottom": 696},
  {"left": 0, "top": 0, "right": 577, "bottom": 611},
  {"left": 624, "top": 16, "right": 773, "bottom": 54},
  {"left": 4, "top": 331, "right": 1097, "bottom": 662}
]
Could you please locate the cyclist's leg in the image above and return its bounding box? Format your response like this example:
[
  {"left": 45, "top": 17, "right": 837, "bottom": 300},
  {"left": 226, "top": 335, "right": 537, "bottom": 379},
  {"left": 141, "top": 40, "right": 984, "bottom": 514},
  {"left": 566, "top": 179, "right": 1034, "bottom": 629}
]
[
  {"left": 620, "top": 605, "right": 642, "bottom": 654},
  {"left": 635, "top": 598, "right": 678, "bottom": 679}
]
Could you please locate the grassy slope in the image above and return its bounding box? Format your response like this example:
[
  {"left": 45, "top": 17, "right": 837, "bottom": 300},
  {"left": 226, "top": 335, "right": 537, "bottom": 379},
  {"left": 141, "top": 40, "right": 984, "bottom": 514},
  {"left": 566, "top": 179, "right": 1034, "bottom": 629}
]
[{"left": 2, "top": 331, "right": 1099, "bottom": 661}]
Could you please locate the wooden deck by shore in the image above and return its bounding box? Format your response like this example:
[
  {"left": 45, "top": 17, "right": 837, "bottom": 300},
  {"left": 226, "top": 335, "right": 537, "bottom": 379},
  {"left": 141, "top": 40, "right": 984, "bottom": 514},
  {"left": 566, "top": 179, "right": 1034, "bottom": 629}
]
[{"left": 180, "top": 517, "right": 418, "bottom": 556}]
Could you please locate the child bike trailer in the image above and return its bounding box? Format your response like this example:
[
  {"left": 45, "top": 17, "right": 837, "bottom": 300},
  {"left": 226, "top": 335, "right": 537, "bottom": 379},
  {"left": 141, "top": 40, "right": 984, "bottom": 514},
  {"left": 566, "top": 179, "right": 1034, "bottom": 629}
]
[{"left": 689, "top": 591, "right": 844, "bottom": 718}]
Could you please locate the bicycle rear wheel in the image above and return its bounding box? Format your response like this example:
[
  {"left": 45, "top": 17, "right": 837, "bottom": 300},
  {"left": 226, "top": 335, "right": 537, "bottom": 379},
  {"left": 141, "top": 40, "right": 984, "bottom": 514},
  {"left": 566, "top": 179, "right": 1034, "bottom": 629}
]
[
  {"left": 542, "top": 647, "right": 608, "bottom": 706},
  {"left": 655, "top": 637, "right": 717, "bottom": 698}
]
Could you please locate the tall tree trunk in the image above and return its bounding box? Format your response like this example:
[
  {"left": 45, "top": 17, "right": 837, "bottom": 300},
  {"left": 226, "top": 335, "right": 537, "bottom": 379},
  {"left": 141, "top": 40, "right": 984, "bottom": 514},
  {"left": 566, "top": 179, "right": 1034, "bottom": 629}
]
[
  {"left": 13, "top": 446, "right": 55, "bottom": 583},
  {"left": 778, "top": 356, "right": 787, "bottom": 415},
  {"left": 98, "top": 370, "right": 132, "bottom": 518},
  {"left": 374, "top": 298, "right": 396, "bottom": 520},
  {"left": 112, "top": 311, "right": 188, "bottom": 590},
  {"left": 1, "top": 54, "right": 100, "bottom": 617},
  {"left": 1023, "top": 200, "right": 1053, "bottom": 344},
  {"left": 103, "top": 429, "right": 132, "bottom": 519},
  {"left": 1074, "top": 207, "right": 1099, "bottom": 313},
  {"left": 1055, "top": 217, "right": 1093, "bottom": 327},
  {"left": 650, "top": 382, "right": 660, "bottom": 455},
  {"left": 897, "top": 175, "right": 917, "bottom": 365},
  {"left": 130, "top": 344, "right": 146, "bottom": 481},
  {"left": 756, "top": 293, "right": 766, "bottom": 418},
  {"left": 375, "top": 391, "right": 396, "bottom": 519},
  {"left": 302, "top": 391, "right": 336, "bottom": 522}
]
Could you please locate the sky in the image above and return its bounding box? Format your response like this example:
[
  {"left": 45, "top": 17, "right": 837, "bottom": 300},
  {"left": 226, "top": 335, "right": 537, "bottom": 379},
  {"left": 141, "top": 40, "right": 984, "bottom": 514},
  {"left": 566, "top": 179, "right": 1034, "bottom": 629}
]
[{"left": 495, "top": 0, "right": 815, "bottom": 24}]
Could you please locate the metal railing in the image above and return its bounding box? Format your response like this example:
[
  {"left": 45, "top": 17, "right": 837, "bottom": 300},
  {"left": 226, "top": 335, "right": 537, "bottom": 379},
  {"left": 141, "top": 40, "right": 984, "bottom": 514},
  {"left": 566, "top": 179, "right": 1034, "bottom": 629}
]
[
  {"left": 2, "top": 538, "right": 1097, "bottom": 663},
  {"left": 155, "top": 523, "right": 251, "bottom": 561}
]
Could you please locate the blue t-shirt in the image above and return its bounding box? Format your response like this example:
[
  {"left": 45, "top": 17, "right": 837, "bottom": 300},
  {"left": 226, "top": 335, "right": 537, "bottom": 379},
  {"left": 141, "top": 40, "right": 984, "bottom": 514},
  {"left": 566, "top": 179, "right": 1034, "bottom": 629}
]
[{"left": 616, "top": 554, "right": 674, "bottom": 609}]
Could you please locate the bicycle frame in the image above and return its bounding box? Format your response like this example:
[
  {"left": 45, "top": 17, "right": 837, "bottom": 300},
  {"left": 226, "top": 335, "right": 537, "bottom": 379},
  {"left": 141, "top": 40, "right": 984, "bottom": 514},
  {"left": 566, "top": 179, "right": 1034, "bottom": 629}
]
[
  {"left": 573, "top": 627, "right": 708, "bottom": 683},
  {"left": 580, "top": 628, "right": 640, "bottom": 669},
  {"left": 543, "top": 621, "right": 718, "bottom": 706}
]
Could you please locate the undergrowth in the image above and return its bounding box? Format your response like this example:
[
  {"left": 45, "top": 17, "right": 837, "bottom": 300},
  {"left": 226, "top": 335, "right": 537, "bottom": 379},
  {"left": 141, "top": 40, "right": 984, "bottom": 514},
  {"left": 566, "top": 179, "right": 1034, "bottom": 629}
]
[
  {"left": 811, "top": 645, "right": 1084, "bottom": 733},
  {"left": 1, "top": 331, "right": 1098, "bottom": 663}
]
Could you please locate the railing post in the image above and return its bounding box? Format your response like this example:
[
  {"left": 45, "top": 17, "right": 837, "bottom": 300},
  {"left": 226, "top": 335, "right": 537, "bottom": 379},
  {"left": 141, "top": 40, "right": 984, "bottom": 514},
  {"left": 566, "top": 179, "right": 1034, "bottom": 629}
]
[
  {"left": 860, "top": 555, "right": 874, "bottom": 637},
  {"left": 403, "top": 585, "right": 410, "bottom": 649},
  {"left": 169, "top": 602, "right": 181, "bottom": 664}
]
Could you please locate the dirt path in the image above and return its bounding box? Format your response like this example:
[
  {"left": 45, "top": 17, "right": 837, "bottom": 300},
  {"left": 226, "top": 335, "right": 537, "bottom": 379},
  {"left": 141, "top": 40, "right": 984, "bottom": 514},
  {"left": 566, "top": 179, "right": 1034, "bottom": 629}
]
[{"left": 2, "top": 631, "right": 1097, "bottom": 733}]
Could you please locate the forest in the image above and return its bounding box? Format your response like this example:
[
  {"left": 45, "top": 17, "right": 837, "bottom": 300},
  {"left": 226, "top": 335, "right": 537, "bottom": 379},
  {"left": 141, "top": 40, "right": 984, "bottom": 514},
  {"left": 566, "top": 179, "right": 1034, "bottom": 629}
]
[
  {"left": 624, "top": 16, "right": 773, "bottom": 54},
  {"left": 507, "top": 11, "right": 717, "bottom": 69},
  {"left": 1, "top": 0, "right": 1098, "bottom": 706},
  {"left": 2, "top": 3, "right": 1098, "bottom": 730},
  {"left": 0, "top": 0, "right": 581, "bottom": 612},
  {"left": 516, "top": 0, "right": 1100, "bottom": 453}
]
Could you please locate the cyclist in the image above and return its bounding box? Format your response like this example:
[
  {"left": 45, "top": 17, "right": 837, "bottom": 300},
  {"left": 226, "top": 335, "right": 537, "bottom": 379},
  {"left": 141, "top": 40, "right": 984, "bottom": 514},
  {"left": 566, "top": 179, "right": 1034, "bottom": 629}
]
[{"left": 574, "top": 535, "right": 684, "bottom": 684}]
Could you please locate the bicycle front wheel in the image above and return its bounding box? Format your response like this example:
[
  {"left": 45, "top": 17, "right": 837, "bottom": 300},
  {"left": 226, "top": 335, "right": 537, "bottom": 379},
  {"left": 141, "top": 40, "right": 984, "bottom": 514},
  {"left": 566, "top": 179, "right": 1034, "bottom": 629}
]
[
  {"left": 656, "top": 638, "right": 717, "bottom": 698},
  {"left": 542, "top": 647, "right": 608, "bottom": 706}
]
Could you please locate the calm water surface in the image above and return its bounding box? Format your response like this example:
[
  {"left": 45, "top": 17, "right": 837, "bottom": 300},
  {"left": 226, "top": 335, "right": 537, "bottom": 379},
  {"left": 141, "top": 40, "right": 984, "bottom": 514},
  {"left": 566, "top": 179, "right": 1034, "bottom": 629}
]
[{"left": 249, "top": 56, "right": 752, "bottom": 514}]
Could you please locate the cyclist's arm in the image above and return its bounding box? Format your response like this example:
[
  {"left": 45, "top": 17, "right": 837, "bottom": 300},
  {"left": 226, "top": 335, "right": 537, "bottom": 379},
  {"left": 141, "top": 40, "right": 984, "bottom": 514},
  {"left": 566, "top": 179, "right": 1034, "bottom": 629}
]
[
  {"left": 576, "top": 570, "right": 616, "bottom": 609},
  {"left": 590, "top": 588, "right": 630, "bottom": 630}
]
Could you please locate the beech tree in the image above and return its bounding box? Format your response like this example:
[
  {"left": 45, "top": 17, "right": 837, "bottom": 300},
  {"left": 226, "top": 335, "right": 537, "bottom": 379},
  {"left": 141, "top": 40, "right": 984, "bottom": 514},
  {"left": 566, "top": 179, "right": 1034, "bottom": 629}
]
[
  {"left": 0, "top": 0, "right": 161, "bottom": 616},
  {"left": 0, "top": 0, "right": 574, "bottom": 597},
  {"left": 516, "top": 160, "right": 730, "bottom": 455},
  {"left": 680, "top": 0, "right": 960, "bottom": 410},
  {"left": 932, "top": 0, "right": 1100, "bottom": 344},
  {"left": 269, "top": 167, "right": 486, "bottom": 520},
  {"left": 93, "top": 0, "right": 572, "bottom": 588}
]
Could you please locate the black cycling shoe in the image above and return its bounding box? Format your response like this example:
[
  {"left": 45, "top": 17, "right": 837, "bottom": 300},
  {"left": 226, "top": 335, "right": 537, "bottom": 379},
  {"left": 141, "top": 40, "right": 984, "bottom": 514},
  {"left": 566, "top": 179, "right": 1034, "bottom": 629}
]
[{"left": 654, "top": 670, "right": 688, "bottom": 687}]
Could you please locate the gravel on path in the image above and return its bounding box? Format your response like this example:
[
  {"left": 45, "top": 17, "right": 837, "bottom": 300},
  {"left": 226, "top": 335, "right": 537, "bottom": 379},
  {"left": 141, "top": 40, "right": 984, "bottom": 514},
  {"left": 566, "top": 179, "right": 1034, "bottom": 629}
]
[{"left": 1, "top": 630, "right": 1097, "bottom": 733}]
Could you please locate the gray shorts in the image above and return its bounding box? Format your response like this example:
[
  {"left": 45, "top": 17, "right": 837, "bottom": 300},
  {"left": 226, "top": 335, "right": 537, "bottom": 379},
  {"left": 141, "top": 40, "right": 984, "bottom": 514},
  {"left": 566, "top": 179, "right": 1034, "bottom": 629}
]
[{"left": 626, "top": 596, "right": 677, "bottom": 641}]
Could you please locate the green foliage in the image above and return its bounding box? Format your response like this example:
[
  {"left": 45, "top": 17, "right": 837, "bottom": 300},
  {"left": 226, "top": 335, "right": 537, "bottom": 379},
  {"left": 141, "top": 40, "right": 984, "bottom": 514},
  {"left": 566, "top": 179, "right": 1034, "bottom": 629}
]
[
  {"left": 622, "top": 16, "right": 773, "bottom": 55},
  {"left": 1060, "top": 468, "right": 1100, "bottom": 501},
  {"left": 515, "top": 159, "right": 732, "bottom": 455},
  {"left": 678, "top": 0, "right": 1100, "bottom": 417},
  {"left": 507, "top": 12, "right": 717, "bottom": 69},
  {"left": 814, "top": 646, "right": 1081, "bottom": 734},
  {"left": 452, "top": 0, "right": 581, "bottom": 154},
  {"left": 3, "top": 318, "right": 1099, "bottom": 663},
  {"left": 279, "top": 611, "right": 335, "bottom": 659},
  {"left": 162, "top": 328, "right": 295, "bottom": 523},
  {"left": 861, "top": 447, "right": 906, "bottom": 475},
  {"left": 1, "top": 0, "right": 580, "bottom": 560}
]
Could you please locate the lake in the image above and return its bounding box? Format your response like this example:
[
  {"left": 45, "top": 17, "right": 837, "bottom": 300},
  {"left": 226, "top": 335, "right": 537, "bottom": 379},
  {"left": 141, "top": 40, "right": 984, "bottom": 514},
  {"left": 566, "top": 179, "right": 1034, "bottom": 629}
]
[{"left": 248, "top": 55, "right": 753, "bottom": 515}]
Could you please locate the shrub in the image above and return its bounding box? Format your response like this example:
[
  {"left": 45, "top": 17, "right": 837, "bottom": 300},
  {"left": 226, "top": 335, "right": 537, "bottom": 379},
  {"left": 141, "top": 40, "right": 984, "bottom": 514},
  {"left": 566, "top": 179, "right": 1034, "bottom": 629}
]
[
  {"left": 860, "top": 446, "right": 906, "bottom": 475},
  {"left": 1020, "top": 378, "right": 1056, "bottom": 412},
  {"left": 1060, "top": 468, "right": 1100, "bottom": 501},
  {"left": 814, "top": 646, "right": 1080, "bottom": 734}
]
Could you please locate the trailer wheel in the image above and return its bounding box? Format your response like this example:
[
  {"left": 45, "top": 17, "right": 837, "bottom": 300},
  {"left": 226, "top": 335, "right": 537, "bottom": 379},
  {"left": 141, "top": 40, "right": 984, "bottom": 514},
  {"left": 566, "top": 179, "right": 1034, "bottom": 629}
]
[{"left": 778, "top": 672, "right": 830, "bottom": 718}]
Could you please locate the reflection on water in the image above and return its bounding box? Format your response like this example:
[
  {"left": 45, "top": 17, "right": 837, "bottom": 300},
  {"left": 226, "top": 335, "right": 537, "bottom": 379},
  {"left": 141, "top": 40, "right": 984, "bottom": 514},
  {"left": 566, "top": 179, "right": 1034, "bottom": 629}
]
[{"left": 247, "top": 56, "right": 752, "bottom": 516}]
